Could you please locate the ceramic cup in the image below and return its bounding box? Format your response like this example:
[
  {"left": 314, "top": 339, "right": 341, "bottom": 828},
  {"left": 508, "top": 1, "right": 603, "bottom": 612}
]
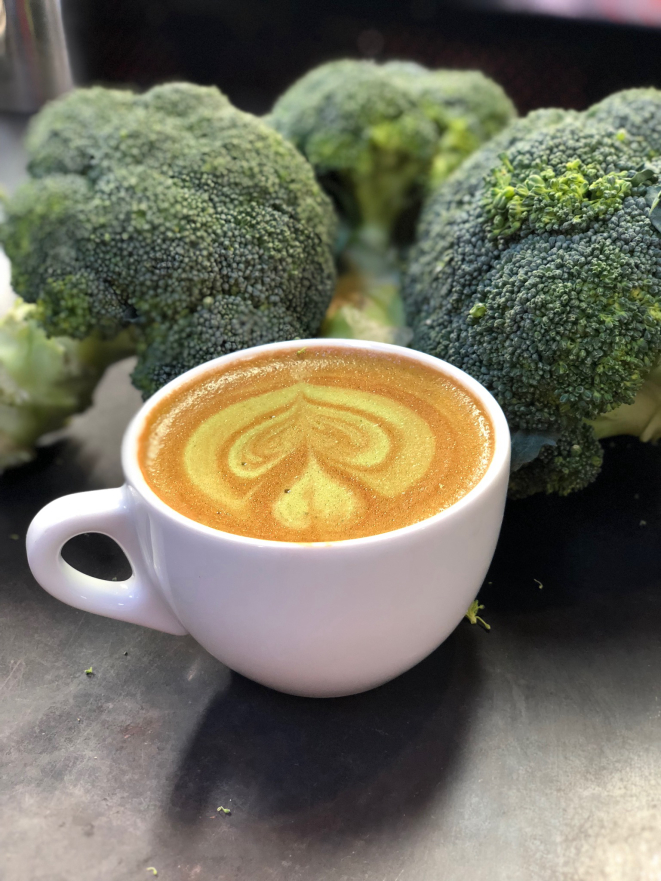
[{"left": 26, "top": 339, "right": 510, "bottom": 698}]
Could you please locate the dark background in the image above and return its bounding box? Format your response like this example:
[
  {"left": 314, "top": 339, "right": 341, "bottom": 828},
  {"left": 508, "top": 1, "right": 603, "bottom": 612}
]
[{"left": 62, "top": 0, "right": 661, "bottom": 116}]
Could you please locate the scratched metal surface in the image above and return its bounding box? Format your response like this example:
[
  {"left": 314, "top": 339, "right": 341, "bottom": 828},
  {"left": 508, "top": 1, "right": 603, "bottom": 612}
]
[{"left": 2, "top": 118, "right": 661, "bottom": 881}]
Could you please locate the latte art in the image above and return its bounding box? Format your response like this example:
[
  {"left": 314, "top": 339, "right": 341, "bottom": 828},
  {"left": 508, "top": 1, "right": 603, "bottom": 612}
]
[
  {"left": 139, "top": 345, "right": 494, "bottom": 541},
  {"left": 184, "top": 383, "right": 436, "bottom": 533}
]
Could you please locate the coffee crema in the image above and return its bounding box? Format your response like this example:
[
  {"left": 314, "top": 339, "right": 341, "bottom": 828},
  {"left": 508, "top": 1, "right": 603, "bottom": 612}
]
[{"left": 138, "top": 345, "right": 494, "bottom": 542}]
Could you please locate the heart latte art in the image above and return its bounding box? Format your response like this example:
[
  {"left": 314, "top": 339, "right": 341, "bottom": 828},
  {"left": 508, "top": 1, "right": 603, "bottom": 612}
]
[
  {"left": 185, "top": 383, "right": 436, "bottom": 533},
  {"left": 139, "top": 346, "right": 493, "bottom": 542}
]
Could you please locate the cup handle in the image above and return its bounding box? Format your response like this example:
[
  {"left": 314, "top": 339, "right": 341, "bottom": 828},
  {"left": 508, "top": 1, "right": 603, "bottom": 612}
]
[{"left": 26, "top": 487, "right": 187, "bottom": 636}]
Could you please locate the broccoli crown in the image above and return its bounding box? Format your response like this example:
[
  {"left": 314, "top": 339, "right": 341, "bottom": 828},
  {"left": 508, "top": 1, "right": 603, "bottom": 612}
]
[
  {"left": 403, "top": 90, "right": 661, "bottom": 496},
  {"left": 0, "top": 83, "right": 337, "bottom": 396},
  {"left": 266, "top": 60, "right": 515, "bottom": 239}
]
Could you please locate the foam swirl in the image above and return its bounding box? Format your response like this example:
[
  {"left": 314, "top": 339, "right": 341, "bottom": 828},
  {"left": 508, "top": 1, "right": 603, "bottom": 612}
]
[
  {"left": 184, "top": 382, "right": 436, "bottom": 534},
  {"left": 139, "top": 346, "right": 494, "bottom": 541}
]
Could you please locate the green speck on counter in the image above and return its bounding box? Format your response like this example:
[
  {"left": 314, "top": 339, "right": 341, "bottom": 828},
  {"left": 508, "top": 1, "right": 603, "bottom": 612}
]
[
  {"left": 146, "top": 869, "right": 158, "bottom": 877},
  {"left": 9, "top": 534, "right": 19, "bottom": 541},
  {"left": 534, "top": 579, "right": 543, "bottom": 589},
  {"left": 217, "top": 806, "right": 231, "bottom": 814},
  {"left": 85, "top": 667, "right": 93, "bottom": 676},
  {"left": 465, "top": 600, "right": 491, "bottom": 631}
]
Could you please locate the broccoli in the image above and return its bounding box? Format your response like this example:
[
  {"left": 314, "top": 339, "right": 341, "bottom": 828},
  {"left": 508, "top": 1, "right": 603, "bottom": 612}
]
[
  {"left": 0, "top": 246, "right": 136, "bottom": 472},
  {"left": 0, "top": 298, "right": 135, "bottom": 471},
  {"left": 0, "top": 82, "right": 337, "bottom": 398},
  {"left": 268, "top": 59, "right": 515, "bottom": 246},
  {"left": 267, "top": 60, "right": 515, "bottom": 344},
  {"left": 404, "top": 89, "right": 661, "bottom": 496}
]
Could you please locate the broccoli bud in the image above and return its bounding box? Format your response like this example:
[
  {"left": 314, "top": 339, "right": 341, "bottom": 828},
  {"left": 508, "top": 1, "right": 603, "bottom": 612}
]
[{"left": 590, "top": 360, "right": 661, "bottom": 443}]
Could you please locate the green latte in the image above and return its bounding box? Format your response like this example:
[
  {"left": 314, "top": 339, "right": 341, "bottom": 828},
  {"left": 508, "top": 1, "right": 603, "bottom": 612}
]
[{"left": 139, "top": 345, "right": 493, "bottom": 542}]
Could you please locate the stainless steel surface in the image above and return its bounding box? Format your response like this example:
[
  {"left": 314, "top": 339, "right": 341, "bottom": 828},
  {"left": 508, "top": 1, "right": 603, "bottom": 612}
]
[{"left": 0, "top": 0, "right": 72, "bottom": 112}]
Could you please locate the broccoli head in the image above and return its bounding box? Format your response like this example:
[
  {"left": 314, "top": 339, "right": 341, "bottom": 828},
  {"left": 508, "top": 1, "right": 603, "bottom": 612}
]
[
  {"left": 0, "top": 82, "right": 337, "bottom": 397},
  {"left": 267, "top": 59, "right": 516, "bottom": 247},
  {"left": 404, "top": 89, "right": 661, "bottom": 496},
  {"left": 267, "top": 59, "right": 514, "bottom": 346}
]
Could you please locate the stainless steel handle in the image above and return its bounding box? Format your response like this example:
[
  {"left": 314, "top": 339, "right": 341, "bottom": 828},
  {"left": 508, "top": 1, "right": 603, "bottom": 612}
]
[
  {"left": 0, "top": 0, "right": 73, "bottom": 112},
  {"left": 0, "top": 2, "right": 7, "bottom": 59}
]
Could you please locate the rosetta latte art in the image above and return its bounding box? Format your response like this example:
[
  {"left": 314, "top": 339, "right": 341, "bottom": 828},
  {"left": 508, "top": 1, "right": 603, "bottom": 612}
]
[
  {"left": 184, "top": 383, "right": 436, "bottom": 534},
  {"left": 139, "top": 346, "right": 494, "bottom": 541}
]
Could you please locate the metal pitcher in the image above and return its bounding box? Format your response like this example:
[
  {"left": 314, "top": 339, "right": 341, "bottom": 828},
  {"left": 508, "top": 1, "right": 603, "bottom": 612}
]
[{"left": 0, "top": 0, "right": 73, "bottom": 112}]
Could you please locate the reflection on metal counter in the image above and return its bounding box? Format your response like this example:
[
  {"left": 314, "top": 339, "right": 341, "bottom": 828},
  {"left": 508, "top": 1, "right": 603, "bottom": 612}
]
[{"left": 0, "top": 0, "right": 73, "bottom": 111}]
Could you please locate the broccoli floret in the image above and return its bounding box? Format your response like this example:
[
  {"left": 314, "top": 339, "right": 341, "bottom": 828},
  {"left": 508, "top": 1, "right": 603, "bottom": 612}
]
[
  {"left": 382, "top": 63, "right": 518, "bottom": 187},
  {"left": 404, "top": 90, "right": 661, "bottom": 496},
  {"left": 0, "top": 83, "right": 337, "bottom": 398},
  {"left": 267, "top": 59, "right": 515, "bottom": 345},
  {"left": 268, "top": 59, "right": 515, "bottom": 246},
  {"left": 0, "top": 299, "right": 134, "bottom": 470}
]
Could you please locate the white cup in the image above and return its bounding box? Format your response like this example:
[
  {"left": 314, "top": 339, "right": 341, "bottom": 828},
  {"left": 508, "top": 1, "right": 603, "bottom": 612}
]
[{"left": 26, "top": 339, "right": 510, "bottom": 698}]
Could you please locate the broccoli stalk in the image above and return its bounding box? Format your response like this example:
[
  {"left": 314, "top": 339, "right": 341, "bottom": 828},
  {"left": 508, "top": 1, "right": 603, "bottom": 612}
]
[
  {"left": 321, "top": 235, "right": 412, "bottom": 346},
  {"left": 0, "top": 298, "right": 135, "bottom": 470},
  {"left": 267, "top": 60, "right": 516, "bottom": 344}
]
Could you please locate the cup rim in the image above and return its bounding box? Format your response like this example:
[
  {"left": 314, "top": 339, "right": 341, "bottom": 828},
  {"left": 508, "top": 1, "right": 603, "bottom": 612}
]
[{"left": 122, "top": 338, "right": 511, "bottom": 548}]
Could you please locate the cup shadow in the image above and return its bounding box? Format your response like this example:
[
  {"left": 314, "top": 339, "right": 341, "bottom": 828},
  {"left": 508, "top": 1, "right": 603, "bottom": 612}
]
[{"left": 164, "top": 625, "right": 481, "bottom": 840}]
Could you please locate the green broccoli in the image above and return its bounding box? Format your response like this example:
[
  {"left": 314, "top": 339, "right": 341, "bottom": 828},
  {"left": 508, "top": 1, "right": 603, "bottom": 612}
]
[
  {"left": 404, "top": 89, "right": 661, "bottom": 496},
  {"left": 267, "top": 60, "right": 515, "bottom": 344},
  {"left": 0, "top": 82, "right": 337, "bottom": 398},
  {"left": 0, "top": 299, "right": 135, "bottom": 470},
  {"left": 268, "top": 59, "right": 515, "bottom": 246},
  {"left": 382, "top": 62, "right": 519, "bottom": 188}
]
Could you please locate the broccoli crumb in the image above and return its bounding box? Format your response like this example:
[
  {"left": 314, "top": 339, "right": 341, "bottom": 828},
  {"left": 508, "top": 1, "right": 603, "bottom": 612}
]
[
  {"left": 464, "top": 600, "right": 491, "bottom": 631},
  {"left": 217, "top": 806, "right": 231, "bottom": 815},
  {"left": 84, "top": 667, "right": 93, "bottom": 676}
]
